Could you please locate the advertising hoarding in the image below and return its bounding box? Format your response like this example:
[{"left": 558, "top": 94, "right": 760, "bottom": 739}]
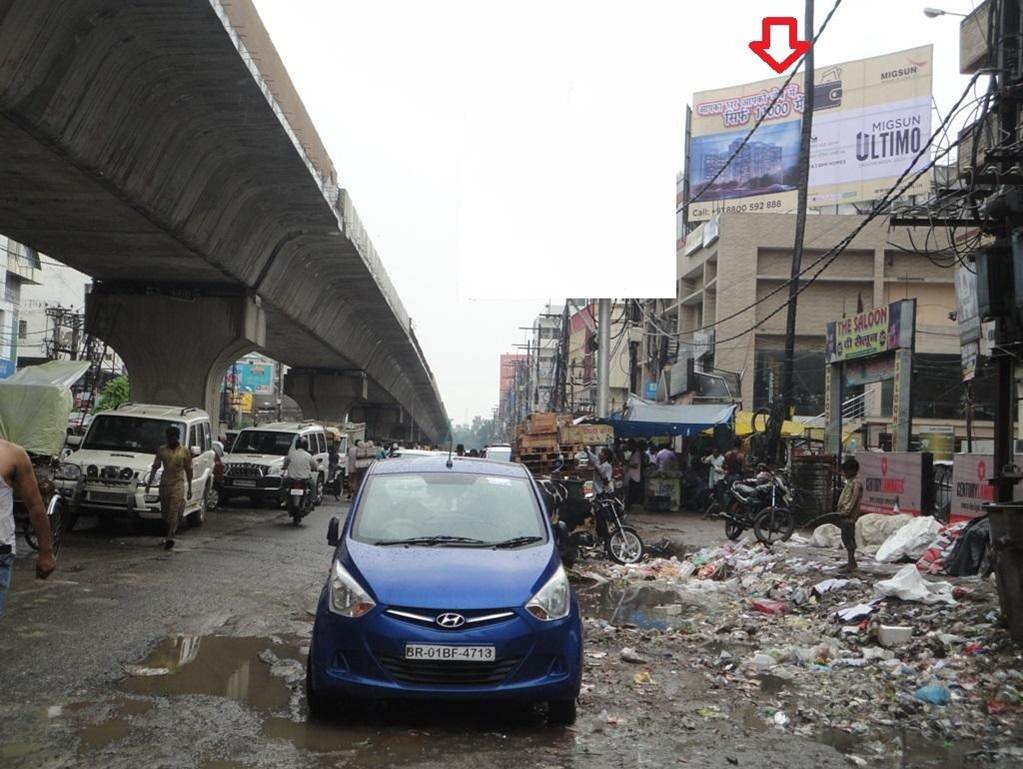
[
  {"left": 951, "top": 454, "right": 1023, "bottom": 520},
  {"left": 237, "top": 359, "right": 275, "bottom": 396},
  {"left": 687, "top": 46, "right": 933, "bottom": 222},
  {"left": 855, "top": 451, "right": 931, "bottom": 517},
  {"left": 825, "top": 299, "right": 916, "bottom": 364}
]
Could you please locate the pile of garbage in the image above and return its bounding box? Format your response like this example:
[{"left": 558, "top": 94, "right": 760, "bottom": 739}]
[{"left": 573, "top": 531, "right": 1021, "bottom": 760}]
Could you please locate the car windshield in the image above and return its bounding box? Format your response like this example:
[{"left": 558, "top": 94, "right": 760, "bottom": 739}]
[
  {"left": 82, "top": 416, "right": 185, "bottom": 454},
  {"left": 230, "top": 430, "right": 296, "bottom": 456},
  {"left": 352, "top": 472, "right": 546, "bottom": 547}
]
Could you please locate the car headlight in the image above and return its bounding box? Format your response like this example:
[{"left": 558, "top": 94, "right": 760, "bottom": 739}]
[
  {"left": 525, "top": 565, "right": 571, "bottom": 621},
  {"left": 150, "top": 468, "right": 163, "bottom": 485},
  {"left": 328, "top": 560, "right": 375, "bottom": 618},
  {"left": 58, "top": 463, "right": 81, "bottom": 481},
  {"left": 266, "top": 465, "right": 282, "bottom": 477}
]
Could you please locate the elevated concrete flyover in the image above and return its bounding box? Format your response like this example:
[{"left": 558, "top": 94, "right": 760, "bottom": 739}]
[{"left": 0, "top": 0, "right": 448, "bottom": 442}]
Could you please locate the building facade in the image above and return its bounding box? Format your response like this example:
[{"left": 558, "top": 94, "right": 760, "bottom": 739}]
[
  {"left": 675, "top": 212, "right": 962, "bottom": 422},
  {"left": 0, "top": 236, "right": 42, "bottom": 378}
]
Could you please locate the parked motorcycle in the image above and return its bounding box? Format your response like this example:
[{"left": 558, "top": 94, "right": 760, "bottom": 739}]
[
  {"left": 538, "top": 479, "right": 578, "bottom": 567},
  {"left": 286, "top": 476, "right": 314, "bottom": 526},
  {"left": 15, "top": 456, "right": 66, "bottom": 556},
  {"left": 711, "top": 470, "right": 796, "bottom": 545}
]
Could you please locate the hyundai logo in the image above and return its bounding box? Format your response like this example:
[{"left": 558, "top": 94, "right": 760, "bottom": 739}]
[{"left": 435, "top": 612, "right": 466, "bottom": 629}]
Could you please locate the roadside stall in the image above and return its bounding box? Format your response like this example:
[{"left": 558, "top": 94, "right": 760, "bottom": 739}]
[{"left": 594, "top": 397, "right": 737, "bottom": 512}]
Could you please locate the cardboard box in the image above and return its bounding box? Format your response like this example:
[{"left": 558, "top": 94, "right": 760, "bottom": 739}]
[
  {"left": 558, "top": 424, "right": 613, "bottom": 446},
  {"left": 526, "top": 412, "right": 559, "bottom": 434}
]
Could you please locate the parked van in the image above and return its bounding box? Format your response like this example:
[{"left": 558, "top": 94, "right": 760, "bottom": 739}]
[
  {"left": 55, "top": 403, "right": 217, "bottom": 529},
  {"left": 221, "top": 422, "right": 329, "bottom": 507}
]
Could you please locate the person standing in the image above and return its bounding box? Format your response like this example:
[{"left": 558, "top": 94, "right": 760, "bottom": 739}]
[
  {"left": 723, "top": 438, "right": 747, "bottom": 481},
  {"left": 835, "top": 457, "right": 864, "bottom": 572},
  {"left": 584, "top": 445, "right": 614, "bottom": 497},
  {"left": 346, "top": 439, "right": 361, "bottom": 499},
  {"left": 147, "top": 426, "right": 193, "bottom": 551},
  {"left": 625, "top": 440, "right": 643, "bottom": 511},
  {"left": 0, "top": 440, "right": 56, "bottom": 619},
  {"left": 655, "top": 443, "right": 676, "bottom": 473}
]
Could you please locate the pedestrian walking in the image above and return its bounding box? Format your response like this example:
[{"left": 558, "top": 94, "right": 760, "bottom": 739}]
[
  {"left": 703, "top": 446, "right": 725, "bottom": 488},
  {"left": 0, "top": 440, "right": 56, "bottom": 619},
  {"left": 146, "top": 426, "right": 193, "bottom": 551}
]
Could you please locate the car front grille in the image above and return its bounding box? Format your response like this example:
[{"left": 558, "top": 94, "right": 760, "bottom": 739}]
[
  {"left": 378, "top": 655, "right": 520, "bottom": 685},
  {"left": 227, "top": 464, "right": 264, "bottom": 479},
  {"left": 87, "top": 490, "right": 129, "bottom": 504}
]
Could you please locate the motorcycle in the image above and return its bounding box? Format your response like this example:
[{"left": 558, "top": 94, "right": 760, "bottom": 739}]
[
  {"left": 538, "top": 479, "right": 578, "bottom": 568},
  {"left": 713, "top": 470, "right": 796, "bottom": 545},
  {"left": 286, "top": 476, "right": 314, "bottom": 526},
  {"left": 14, "top": 456, "right": 66, "bottom": 556}
]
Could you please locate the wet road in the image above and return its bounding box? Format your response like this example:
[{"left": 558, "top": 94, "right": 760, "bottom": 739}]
[{"left": 0, "top": 502, "right": 988, "bottom": 769}]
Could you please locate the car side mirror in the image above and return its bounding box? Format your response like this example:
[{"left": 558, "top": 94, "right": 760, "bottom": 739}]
[
  {"left": 66, "top": 435, "right": 82, "bottom": 448},
  {"left": 327, "top": 516, "right": 340, "bottom": 547},
  {"left": 190, "top": 446, "right": 201, "bottom": 457},
  {"left": 212, "top": 441, "right": 224, "bottom": 457}
]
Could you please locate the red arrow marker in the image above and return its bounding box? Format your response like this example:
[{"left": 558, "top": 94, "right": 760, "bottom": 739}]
[{"left": 749, "top": 17, "right": 811, "bottom": 74}]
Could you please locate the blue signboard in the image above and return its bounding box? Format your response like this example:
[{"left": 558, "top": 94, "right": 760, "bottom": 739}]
[
  {"left": 237, "top": 359, "right": 275, "bottom": 395},
  {"left": 644, "top": 381, "right": 657, "bottom": 400}
]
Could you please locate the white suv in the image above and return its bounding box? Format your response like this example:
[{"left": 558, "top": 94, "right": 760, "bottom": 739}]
[
  {"left": 222, "top": 422, "right": 329, "bottom": 507},
  {"left": 56, "top": 403, "right": 217, "bottom": 529}
]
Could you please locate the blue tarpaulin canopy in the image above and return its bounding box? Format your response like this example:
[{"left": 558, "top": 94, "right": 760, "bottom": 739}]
[{"left": 594, "top": 397, "right": 736, "bottom": 439}]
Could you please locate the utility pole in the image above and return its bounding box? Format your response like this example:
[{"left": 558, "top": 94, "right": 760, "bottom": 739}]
[
  {"left": 992, "top": 0, "right": 1021, "bottom": 507},
  {"left": 776, "top": 0, "right": 815, "bottom": 462},
  {"left": 597, "top": 298, "right": 611, "bottom": 417}
]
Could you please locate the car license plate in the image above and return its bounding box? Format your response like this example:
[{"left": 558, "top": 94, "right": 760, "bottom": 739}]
[
  {"left": 234, "top": 480, "right": 257, "bottom": 488},
  {"left": 405, "top": 644, "right": 495, "bottom": 662},
  {"left": 289, "top": 488, "right": 304, "bottom": 496}
]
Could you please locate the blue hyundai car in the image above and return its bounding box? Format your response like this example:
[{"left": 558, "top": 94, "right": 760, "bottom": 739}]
[{"left": 306, "top": 455, "right": 583, "bottom": 724}]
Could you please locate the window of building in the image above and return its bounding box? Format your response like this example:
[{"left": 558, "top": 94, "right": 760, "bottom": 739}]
[{"left": 17, "top": 320, "right": 27, "bottom": 339}]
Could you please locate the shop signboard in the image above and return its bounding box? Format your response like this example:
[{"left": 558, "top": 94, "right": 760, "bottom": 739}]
[
  {"left": 951, "top": 454, "right": 1023, "bottom": 520},
  {"left": 238, "top": 359, "right": 275, "bottom": 396},
  {"left": 855, "top": 451, "right": 931, "bottom": 516},
  {"left": 825, "top": 299, "right": 915, "bottom": 364},
  {"left": 687, "top": 46, "right": 933, "bottom": 222}
]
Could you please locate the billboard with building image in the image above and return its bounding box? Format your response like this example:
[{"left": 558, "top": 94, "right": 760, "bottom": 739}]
[{"left": 686, "top": 46, "right": 933, "bottom": 222}]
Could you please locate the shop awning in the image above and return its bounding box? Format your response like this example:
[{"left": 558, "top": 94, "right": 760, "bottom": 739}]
[{"left": 595, "top": 397, "right": 737, "bottom": 438}]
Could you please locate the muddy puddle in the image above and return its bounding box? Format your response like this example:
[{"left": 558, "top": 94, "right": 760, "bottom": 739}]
[
  {"left": 578, "top": 581, "right": 698, "bottom": 630},
  {"left": 120, "top": 635, "right": 303, "bottom": 710}
]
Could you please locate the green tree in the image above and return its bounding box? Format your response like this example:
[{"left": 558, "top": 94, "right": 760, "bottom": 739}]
[
  {"left": 451, "top": 415, "right": 499, "bottom": 451},
  {"left": 94, "top": 375, "right": 130, "bottom": 413}
]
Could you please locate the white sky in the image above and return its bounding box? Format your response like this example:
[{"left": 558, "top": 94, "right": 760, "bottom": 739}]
[{"left": 251, "top": 0, "right": 980, "bottom": 424}]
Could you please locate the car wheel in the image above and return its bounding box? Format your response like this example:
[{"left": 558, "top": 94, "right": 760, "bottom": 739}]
[
  {"left": 547, "top": 698, "right": 577, "bottom": 726},
  {"left": 205, "top": 481, "right": 220, "bottom": 512}
]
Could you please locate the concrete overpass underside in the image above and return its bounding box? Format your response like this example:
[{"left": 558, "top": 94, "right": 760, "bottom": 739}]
[{"left": 0, "top": 0, "right": 447, "bottom": 441}]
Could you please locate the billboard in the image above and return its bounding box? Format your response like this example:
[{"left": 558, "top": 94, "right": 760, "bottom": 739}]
[
  {"left": 825, "top": 299, "right": 916, "bottom": 364},
  {"left": 237, "top": 359, "right": 275, "bottom": 396},
  {"left": 952, "top": 454, "right": 1023, "bottom": 521},
  {"left": 687, "top": 46, "right": 933, "bottom": 222},
  {"left": 856, "top": 451, "right": 931, "bottom": 517}
]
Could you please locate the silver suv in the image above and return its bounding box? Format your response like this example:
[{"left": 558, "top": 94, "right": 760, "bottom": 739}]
[{"left": 221, "top": 422, "right": 329, "bottom": 507}]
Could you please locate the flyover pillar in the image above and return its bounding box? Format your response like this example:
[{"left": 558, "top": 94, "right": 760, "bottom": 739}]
[
  {"left": 86, "top": 287, "right": 266, "bottom": 430},
  {"left": 350, "top": 404, "right": 405, "bottom": 443},
  {"left": 283, "top": 369, "right": 368, "bottom": 423}
]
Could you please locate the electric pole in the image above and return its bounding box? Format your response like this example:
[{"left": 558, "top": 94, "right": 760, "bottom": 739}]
[
  {"left": 597, "top": 298, "right": 611, "bottom": 417},
  {"left": 776, "top": 0, "right": 815, "bottom": 463}
]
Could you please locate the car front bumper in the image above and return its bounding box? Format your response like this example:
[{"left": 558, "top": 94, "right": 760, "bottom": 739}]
[{"left": 309, "top": 591, "right": 583, "bottom": 703}]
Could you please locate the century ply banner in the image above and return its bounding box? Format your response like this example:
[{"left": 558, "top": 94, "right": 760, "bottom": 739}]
[{"left": 686, "top": 46, "right": 933, "bottom": 222}]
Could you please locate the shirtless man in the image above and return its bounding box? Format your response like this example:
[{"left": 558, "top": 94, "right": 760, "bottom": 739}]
[{"left": 0, "top": 440, "right": 57, "bottom": 618}]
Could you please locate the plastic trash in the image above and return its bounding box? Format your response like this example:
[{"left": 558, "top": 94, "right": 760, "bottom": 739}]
[
  {"left": 811, "top": 523, "right": 842, "bottom": 548},
  {"left": 835, "top": 601, "right": 879, "bottom": 621},
  {"left": 772, "top": 711, "right": 790, "bottom": 727},
  {"left": 875, "top": 516, "right": 942, "bottom": 563},
  {"left": 751, "top": 598, "right": 787, "bottom": 614},
  {"left": 874, "top": 564, "right": 957, "bottom": 605},
  {"left": 856, "top": 513, "right": 913, "bottom": 547},
  {"left": 620, "top": 647, "right": 646, "bottom": 664},
  {"left": 877, "top": 625, "right": 913, "bottom": 647},
  {"left": 913, "top": 684, "right": 951, "bottom": 705},
  {"left": 812, "top": 578, "right": 849, "bottom": 596},
  {"left": 751, "top": 653, "right": 776, "bottom": 671}
]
